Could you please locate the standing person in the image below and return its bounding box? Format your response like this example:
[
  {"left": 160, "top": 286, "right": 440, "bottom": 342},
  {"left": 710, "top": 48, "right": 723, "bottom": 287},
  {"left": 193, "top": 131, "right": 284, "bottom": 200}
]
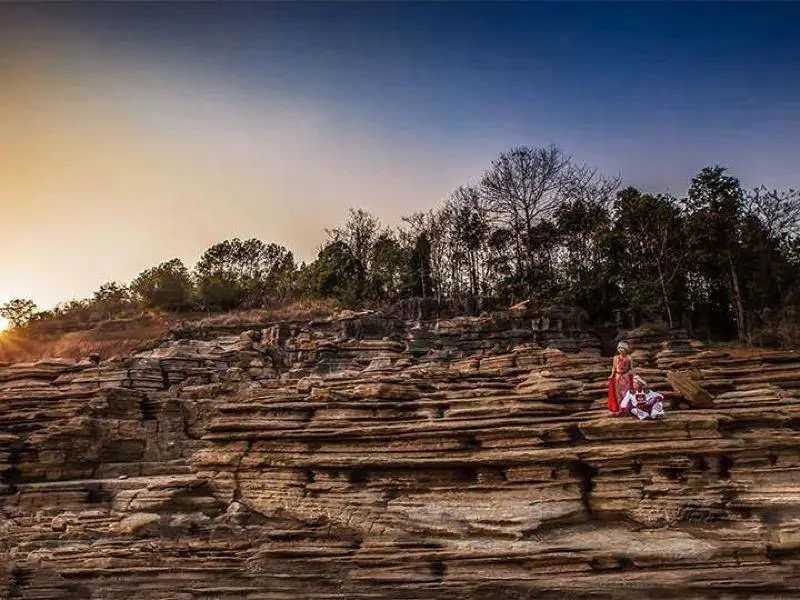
[{"left": 608, "top": 341, "right": 634, "bottom": 415}]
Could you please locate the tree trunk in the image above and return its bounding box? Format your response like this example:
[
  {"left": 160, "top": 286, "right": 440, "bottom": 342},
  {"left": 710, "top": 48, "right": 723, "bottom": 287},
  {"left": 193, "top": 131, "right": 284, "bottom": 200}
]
[
  {"left": 728, "top": 255, "right": 746, "bottom": 342},
  {"left": 656, "top": 262, "right": 673, "bottom": 329}
]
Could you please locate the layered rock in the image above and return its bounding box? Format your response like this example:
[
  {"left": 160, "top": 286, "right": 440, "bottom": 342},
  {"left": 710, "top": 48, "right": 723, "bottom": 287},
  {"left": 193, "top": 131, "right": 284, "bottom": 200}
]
[{"left": 2, "top": 310, "right": 800, "bottom": 598}]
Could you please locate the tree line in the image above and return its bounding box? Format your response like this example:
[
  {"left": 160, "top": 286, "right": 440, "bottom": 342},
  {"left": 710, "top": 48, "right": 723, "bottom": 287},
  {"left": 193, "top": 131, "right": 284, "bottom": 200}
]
[{"left": 3, "top": 145, "right": 798, "bottom": 345}]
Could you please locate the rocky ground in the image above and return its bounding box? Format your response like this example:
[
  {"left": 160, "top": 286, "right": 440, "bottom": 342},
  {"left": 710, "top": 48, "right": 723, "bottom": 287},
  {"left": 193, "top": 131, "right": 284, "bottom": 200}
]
[{"left": 2, "top": 303, "right": 800, "bottom": 598}]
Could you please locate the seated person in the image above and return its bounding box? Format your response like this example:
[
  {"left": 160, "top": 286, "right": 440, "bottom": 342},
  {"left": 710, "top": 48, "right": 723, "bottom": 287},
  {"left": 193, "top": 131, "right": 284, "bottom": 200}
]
[{"left": 619, "top": 376, "right": 665, "bottom": 420}]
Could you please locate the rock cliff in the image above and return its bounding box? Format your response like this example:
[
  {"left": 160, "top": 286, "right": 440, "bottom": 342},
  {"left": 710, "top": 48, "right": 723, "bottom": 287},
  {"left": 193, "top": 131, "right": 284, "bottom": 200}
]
[{"left": 2, "top": 307, "right": 800, "bottom": 598}]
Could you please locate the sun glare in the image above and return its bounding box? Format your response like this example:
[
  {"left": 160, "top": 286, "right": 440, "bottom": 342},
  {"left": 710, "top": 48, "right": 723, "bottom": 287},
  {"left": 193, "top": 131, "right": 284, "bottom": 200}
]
[{"left": 0, "top": 316, "right": 9, "bottom": 332}]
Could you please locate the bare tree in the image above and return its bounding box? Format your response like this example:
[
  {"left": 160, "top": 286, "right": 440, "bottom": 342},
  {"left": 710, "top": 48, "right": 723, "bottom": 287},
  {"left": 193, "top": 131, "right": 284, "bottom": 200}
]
[
  {"left": 480, "top": 145, "right": 618, "bottom": 296},
  {"left": 646, "top": 202, "right": 687, "bottom": 329},
  {"left": 561, "top": 162, "right": 621, "bottom": 208},
  {"left": 747, "top": 186, "right": 800, "bottom": 243},
  {"left": 400, "top": 208, "right": 458, "bottom": 303},
  {"left": 326, "top": 208, "right": 381, "bottom": 269},
  {"left": 446, "top": 186, "right": 493, "bottom": 302},
  {"left": 480, "top": 146, "right": 569, "bottom": 286}
]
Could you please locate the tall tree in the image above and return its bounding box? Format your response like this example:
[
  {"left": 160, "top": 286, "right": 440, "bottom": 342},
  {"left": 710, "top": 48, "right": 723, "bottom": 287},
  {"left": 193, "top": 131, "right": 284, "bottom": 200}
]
[
  {"left": 326, "top": 209, "right": 381, "bottom": 302},
  {"left": 554, "top": 196, "right": 617, "bottom": 323},
  {"left": 740, "top": 187, "right": 800, "bottom": 335},
  {"left": 195, "top": 238, "right": 295, "bottom": 310},
  {"left": 447, "top": 186, "right": 492, "bottom": 303},
  {"left": 402, "top": 211, "right": 448, "bottom": 302},
  {"left": 746, "top": 186, "right": 800, "bottom": 242},
  {"left": 368, "top": 231, "right": 407, "bottom": 302},
  {"left": 480, "top": 145, "right": 570, "bottom": 294},
  {"left": 480, "top": 145, "right": 618, "bottom": 300},
  {"left": 685, "top": 166, "right": 747, "bottom": 341},
  {"left": 613, "top": 188, "right": 687, "bottom": 328},
  {"left": 306, "top": 240, "right": 363, "bottom": 306},
  {"left": 398, "top": 216, "right": 434, "bottom": 299}
]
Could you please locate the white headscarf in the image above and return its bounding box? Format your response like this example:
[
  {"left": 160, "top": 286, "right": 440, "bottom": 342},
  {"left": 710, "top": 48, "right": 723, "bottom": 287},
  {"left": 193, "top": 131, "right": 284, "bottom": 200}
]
[{"left": 617, "top": 341, "right": 630, "bottom": 352}]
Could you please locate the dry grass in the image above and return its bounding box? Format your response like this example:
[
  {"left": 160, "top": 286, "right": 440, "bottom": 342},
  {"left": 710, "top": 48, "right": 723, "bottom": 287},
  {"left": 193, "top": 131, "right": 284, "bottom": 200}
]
[
  {"left": 0, "top": 316, "right": 169, "bottom": 363},
  {"left": 188, "top": 298, "right": 341, "bottom": 329},
  {"left": 0, "top": 299, "right": 341, "bottom": 364}
]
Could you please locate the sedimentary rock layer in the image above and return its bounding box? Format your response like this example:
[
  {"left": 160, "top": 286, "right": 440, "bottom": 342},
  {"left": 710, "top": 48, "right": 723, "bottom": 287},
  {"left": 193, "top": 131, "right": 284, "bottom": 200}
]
[{"left": 2, "top": 309, "right": 800, "bottom": 598}]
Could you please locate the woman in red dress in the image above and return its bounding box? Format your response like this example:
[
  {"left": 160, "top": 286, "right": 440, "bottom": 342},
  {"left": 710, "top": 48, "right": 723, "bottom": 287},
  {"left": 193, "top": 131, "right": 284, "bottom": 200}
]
[{"left": 608, "top": 341, "right": 635, "bottom": 415}]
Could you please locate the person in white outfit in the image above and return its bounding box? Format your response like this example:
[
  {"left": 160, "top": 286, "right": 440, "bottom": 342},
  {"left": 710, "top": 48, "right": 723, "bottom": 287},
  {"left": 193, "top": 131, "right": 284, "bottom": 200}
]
[{"left": 619, "top": 376, "right": 665, "bottom": 420}]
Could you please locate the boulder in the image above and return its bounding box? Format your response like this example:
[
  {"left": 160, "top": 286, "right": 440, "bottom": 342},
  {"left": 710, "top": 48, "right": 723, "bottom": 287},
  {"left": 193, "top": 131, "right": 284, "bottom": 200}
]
[{"left": 667, "top": 370, "right": 715, "bottom": 408}]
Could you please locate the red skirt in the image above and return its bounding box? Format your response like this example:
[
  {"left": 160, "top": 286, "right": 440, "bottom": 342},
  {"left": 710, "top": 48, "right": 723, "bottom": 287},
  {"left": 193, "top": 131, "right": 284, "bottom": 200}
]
[{"left": 608, "top": 373, "right": 633, "bottom": 412}]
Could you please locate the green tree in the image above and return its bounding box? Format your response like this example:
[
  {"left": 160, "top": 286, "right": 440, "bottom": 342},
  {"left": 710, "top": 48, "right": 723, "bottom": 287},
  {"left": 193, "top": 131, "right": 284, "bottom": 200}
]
[
  {"left": 405, "top": 231, "right": 433, "bottom": 298},
  {"left": 306, "top": 240, "right": 363, "bottom": 306},
  {"left": 0, "top": 298, "right": 38, "bottom": 328},
  {"left": 612, "top": 187, "right": 687, "bottom": 328},
  {"left": 368, "top": 231, "right": 407, "bottom": 303},
  {"left": 131, "top": 259, "right": 194, "bottom": 311},
  {"left": 325, "top": 209, "right": 380, "bottom": 303},
  {"left": 195, "top": 273, "right": 243, "bottom": 311},
  {"left": 554, "top": 196, "right": 618, "bottom": 323},
  {"left": 260, "top": 243, "right": 297, "bottom": 302},
  {"left": 684, "top": 166, "right": 747, "bottom": 340},
  {"left": 51, "top": 299, "right": 92, "bottom": 322},
  {"left": 194, "top": 238, "right": 296, "bottom": 310},
  {"left": 92, "top": 282, "right": 133, "bottom": 316}
]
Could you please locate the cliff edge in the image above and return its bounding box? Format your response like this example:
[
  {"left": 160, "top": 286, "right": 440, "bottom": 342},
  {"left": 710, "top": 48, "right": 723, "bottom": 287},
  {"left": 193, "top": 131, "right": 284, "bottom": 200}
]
[{"left": 2, "top": 306, "right": 800, "bottom": 598}]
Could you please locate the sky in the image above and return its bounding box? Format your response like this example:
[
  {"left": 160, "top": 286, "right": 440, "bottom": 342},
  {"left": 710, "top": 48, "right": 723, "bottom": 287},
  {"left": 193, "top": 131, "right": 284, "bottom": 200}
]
[{"left": 1, "top": 2, "right": 798, "bottom": 308}]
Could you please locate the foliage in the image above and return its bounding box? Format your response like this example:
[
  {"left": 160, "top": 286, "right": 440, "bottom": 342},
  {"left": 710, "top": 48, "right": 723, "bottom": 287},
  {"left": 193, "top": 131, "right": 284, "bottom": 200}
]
[
  {"left": 611, "top": 188, "right": 687, "bottom": 327},
  {"left": 8, "top": 145, "right": 799, "bottom": 346},
  {"left": 304, "top": 240, "right": 363, "bottom": 305},
  {"left": 0, "top": 298, "right": 38, "bottom": 328},
  {"left": 479, "top": 145, "right": 619, "bottom": 300},
  {"left": 92, "top": 282, "right": 133, "bottom": 316},
  {"left": 130, "top": 258, "right": 194, "bottom": 311},
  {"left": 194, "top": 238, "right": 296, "bottom": 310},
  {"left": 553, "top": 195, "right": 617, "bottom": 322}
]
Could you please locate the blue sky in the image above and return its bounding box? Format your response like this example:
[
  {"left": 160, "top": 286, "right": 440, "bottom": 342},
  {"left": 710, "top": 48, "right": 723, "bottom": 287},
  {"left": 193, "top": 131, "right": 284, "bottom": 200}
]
[{"left": 1, "top": 2, "right": 798, "bottom": 306}]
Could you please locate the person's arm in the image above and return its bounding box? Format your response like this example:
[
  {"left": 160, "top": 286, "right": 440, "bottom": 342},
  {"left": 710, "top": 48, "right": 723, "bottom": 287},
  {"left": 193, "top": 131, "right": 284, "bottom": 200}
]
[{"left": 609, "top": 356, "right": 616, "bottom": 379}]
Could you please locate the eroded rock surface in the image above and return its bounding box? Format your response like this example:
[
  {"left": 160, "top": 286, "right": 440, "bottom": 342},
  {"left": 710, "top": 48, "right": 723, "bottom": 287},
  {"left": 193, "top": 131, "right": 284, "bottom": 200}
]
[{"left": 2, "top": 309, "right": 800, "bottom": 598}]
